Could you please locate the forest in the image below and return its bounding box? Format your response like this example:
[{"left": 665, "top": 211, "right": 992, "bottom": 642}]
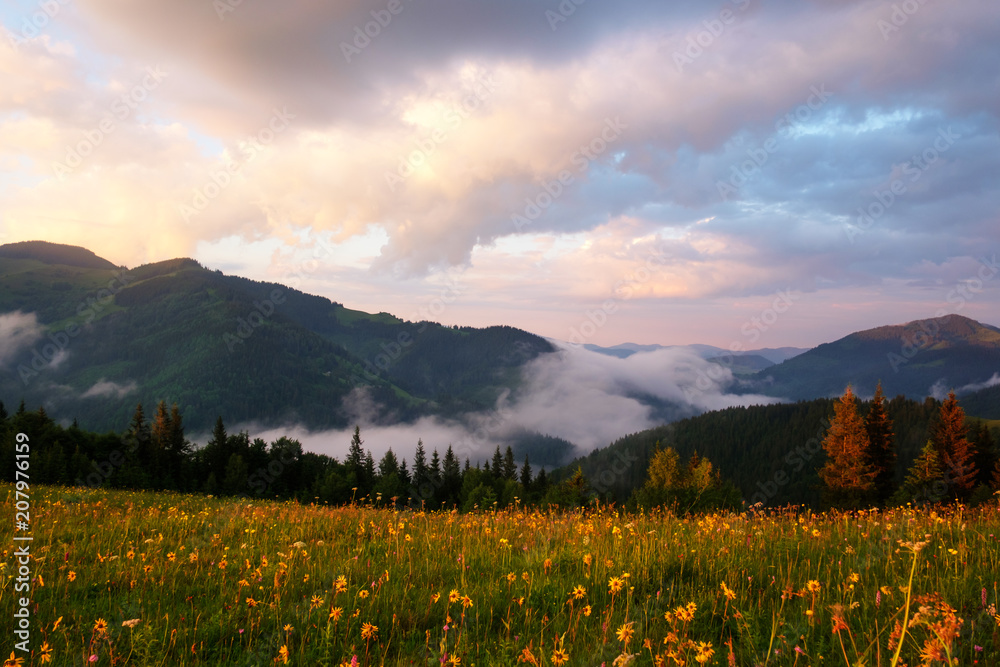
[{"left": 3, "top": 382, "right": 997, "bottom": 512}]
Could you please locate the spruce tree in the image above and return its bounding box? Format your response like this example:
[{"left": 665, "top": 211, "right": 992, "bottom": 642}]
[
  {"left": 442, "top": 446, "right": 462, "bottom": 507},
  {"left": 865, "top": 382, "right": 895, "bottom": 501},
  {"left": 819, "top": 386, "right": 876, "bottom": 507},
  {"left": 519, "top": 454, "right": 533, "bottom": 488},
  {"left": 502, "top": 446, "right": 517, "bottom": 480},
  {"left": 491, "top": 446, "right": 503, "bottom": 479},
  {"left": 900, "top": 441, "right": 945, "bottom": 502},
  {"left": 931, "top": 392, "right": 977, "bottom": 497}
]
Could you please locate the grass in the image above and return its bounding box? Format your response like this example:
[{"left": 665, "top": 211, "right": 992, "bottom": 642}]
[{"left": 3, "top": 484, "right": 999, "bottom": 666}]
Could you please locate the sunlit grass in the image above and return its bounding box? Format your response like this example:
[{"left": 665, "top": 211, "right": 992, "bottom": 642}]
[{"left": 2, "top": 485, "right": 999, "bottom": 665}]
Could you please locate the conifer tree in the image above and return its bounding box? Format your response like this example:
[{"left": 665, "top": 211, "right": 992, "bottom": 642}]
[
  {"left": 931, "top": 392, "right": 977, "bottom": 497},
  {"left": 502, "top": 446, "right": 517, "bottom": 480},
  {"left": 491, "top": 446, "right": 503, "bottom": 479},
  {"left": 819, "top": 386, "right": 876, "bottom": 506},
  {"left": 519, "top": 454, "right": 533, "bottom": 488},
  {"left": 442, "top": 446, "right": 462, "bottom": 507},
  {"left": 346, "top": 426, "right": 365, "bottom": 483},
  {"left": 900, "top": 441, "right": 945, "bottom": 502},
  {"left": 412, "top": 439, "right": 428, "bottom": 494},
  {"left": 865, "top": 382, "right": 895, "bottom": 501}
]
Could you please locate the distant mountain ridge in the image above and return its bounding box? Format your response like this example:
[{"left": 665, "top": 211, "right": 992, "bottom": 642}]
[
  {"left": 583, "top": 342, "right": 808, "bottom": 364},
  {"left": 748, "top": 315, "right": 1000, "bottom": 401}
]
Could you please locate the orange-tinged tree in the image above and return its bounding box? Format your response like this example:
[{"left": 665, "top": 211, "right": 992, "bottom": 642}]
[
  {"left": 931, "top": 392, "right": 977, "bottom": 497},
  {"left": 819, "top": 386, "right": 876, "bottom": 507}
]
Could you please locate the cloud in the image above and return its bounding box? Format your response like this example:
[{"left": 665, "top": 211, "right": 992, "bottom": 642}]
[
  {"left": 1, "top": 0, "right": 998, "bottom": 346},
  {"left": 929, "top": 372, "right": 1000, "bottom": 401},
  {"left": 215, "top": 341, "right": 781, "bottom": 467},
  {"left": 81, "top": 379, "right": 138, "bottom": 399},
  {"left": 0, "top": 311, "right": 44, "bottom": 366}
]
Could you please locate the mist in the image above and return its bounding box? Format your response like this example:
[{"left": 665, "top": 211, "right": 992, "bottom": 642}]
[
  {"left": 0, "top": 310, "right": 44, "bottom": 367},
  {"left": 216, "top": 341, "right": 782, "bottom": 468}
]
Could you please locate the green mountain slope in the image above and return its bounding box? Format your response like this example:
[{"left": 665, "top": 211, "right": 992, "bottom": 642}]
[
  {"left": 0, "top": 242, "right": 554, "bottom": 433},
  {"left": 749, "top": 315, "right": 1000, "bottom": 400},
  {"left": 554, "top": 394, "right": 998, "bottom": 507}
]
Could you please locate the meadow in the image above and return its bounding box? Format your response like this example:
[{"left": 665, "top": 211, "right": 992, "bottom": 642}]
[{"left": 2, "top": 485, "right": 999, "bottom": 666}]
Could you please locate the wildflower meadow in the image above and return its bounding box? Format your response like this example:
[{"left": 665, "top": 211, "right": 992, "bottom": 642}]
[{"left": 3, "top": 485, "right": 999, "bottom": 666}]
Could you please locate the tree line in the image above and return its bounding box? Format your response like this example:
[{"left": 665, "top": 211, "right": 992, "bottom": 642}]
[
  {"left": 819, "top": 383, "right": 998, "bottom": 507},
  {"left": 0, "top": 400, "right": 582, "bottom": 510}
]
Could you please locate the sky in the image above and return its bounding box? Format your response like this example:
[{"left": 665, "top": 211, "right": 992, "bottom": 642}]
[{"left": 2, "top": 0, "right": 999, "bottom": 350}]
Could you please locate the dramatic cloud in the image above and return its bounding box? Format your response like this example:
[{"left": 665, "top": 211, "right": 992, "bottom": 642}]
[{"left": 1, "top": 0, "right": 998, "bottom": 346}]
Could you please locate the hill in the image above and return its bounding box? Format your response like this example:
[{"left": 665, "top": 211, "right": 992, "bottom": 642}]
[
  {"left": 749, "top": 315, "right": 1000, "bottom": 400},
  {"left": 554, "top": 394, "right": 1000, "bottom": 507},
  {"left": 0, "top": 242, "right": 555, "bottom": 433}
]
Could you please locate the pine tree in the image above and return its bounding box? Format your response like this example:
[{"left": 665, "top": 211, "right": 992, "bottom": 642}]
[
  {"left": 167, "top": 404, "right": 189, "bottom": 489},
  {"left": 412, "top": 439, "right": 428, "bottom": 495},
  {"left": 972, "top": 422, "right": 996, "bottom": 489},
  {"left": 346, "top": 426, "right": 365, "bottom": 483},
  {"left": 491, "top": 446, "right": 503, "bottom": 479},
  {"left": 378, "top": 449, "right": 400, "bottom": 479},
  {"left": 502, "top": 446, "right": 517, "bottom": 480},
  {"left": 865, "top": 382, "right": 895, "bottom": 501},
  {"left": 442, "top": 446, "right": 462, "bottom": 507},
  {"left": 900, "top": 441, "right": 945, "bottom": 502},
  {"left": 931, "top": 392, "right": 977, "bottom": 497},
  {"left": 819, "top": 386, "right": 877, "bottom": 506},
  {"left": 519, "top": 454, "right": 533, "bottom": 488}
]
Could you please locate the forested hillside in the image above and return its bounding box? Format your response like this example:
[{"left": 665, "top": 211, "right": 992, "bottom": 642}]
[
  {"left": 555, "top": 393, "right": 1000, "bottom": 507},
  {"left": 0, "top": 242, "right": 554, "bottom": 432}
]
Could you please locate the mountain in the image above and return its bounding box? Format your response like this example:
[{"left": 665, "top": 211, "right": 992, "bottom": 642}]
[
  {"left": 553, "top": 394, "right": 999, "bottom": 507},
  {"left": 749, "top": 315, "right": 1000, "bottom": 401},
  {"left": 0, "top": 240, "right": 118, "bottom": 270},
  {"left": 0, "top": 242, "right": 555, "bottom": 433},
  {"left": 584, "top": 342, "right": 808, "bottom": 364},
  {"left": 962, "top": 383, "right": 1000, "bottom": 419}
]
